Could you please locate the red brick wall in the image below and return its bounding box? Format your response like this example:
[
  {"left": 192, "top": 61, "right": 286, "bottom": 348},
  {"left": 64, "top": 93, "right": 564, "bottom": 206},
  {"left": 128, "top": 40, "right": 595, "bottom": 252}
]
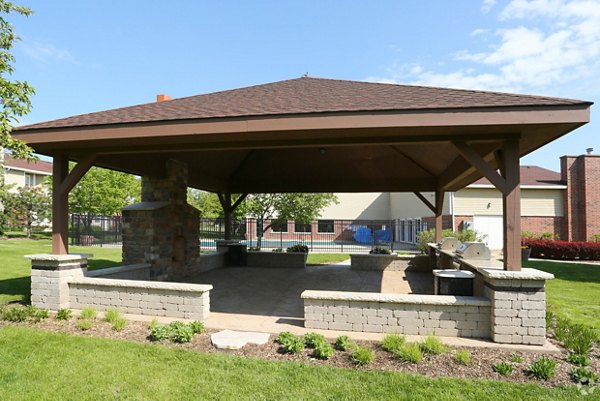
[{"left": 561, "top": 154, "right": 600, "bottom": 241}]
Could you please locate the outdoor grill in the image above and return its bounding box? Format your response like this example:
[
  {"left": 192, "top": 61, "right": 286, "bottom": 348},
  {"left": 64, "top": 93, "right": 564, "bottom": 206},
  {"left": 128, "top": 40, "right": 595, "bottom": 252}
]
[
  {"left": 433, "top": 237, "right": 462, "bottom": 269},
  {"left": 454, "top": 242, "right": 491, "bottom": 261},
  {"left": 438, "top": 237, "right": 461, "bottom": 251}
]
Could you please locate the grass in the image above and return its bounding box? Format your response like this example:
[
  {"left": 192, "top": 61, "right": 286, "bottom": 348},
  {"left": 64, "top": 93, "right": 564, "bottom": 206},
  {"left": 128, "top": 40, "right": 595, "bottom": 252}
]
[
  {"left": 0, "top": 326, "right": 585, "bottom": 400},
  {"left": 306, "top": 253, "right": 349, "bottom": 265},
  {"left": 525, "top": 260, "right": 600, "bottom": 331},
  {"left": 0, "top": 239, "right": 121, "bottom": 305}
]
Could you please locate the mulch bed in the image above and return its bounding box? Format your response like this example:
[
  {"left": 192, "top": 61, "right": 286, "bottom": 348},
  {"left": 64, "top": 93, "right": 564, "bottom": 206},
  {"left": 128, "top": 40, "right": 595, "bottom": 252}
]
[{"left": 0, "top": 310, "right": 598, "bottom": 388}]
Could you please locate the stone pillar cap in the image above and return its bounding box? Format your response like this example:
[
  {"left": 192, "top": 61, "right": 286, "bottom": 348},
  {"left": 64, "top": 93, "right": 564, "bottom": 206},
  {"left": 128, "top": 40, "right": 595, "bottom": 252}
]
[{"left": 25, "top": 253, "right": 93, "bottom": 261}]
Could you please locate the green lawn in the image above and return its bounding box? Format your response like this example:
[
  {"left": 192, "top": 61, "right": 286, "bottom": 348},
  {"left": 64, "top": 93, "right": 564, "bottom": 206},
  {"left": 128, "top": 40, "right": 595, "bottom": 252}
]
[
  {"left": 0, "top": 239, "right": 121, "bottom": 305},
  {"left": 525, "top": 259, "right": 600, "bottom": 330},
  {"left": 306, "top": 253, "right": 349, "bottom": 265},
  {"left": 0, "top": 326, "right": 585, "bottom": 401}
]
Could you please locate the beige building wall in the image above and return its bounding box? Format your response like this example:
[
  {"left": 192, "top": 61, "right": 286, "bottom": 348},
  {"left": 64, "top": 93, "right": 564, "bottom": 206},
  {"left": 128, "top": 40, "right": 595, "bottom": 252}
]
[
  {"left": 390, "top": 192, "right": 451, "bottom": 219},
  {"left": 454, "top": 188, "right": 564, "bottom": 217},
  {"left": 3, "top": 168, "right": 48, "bottom": 193},
  {"left": 320, "top": 193, "right": 390, "bottom": 220}
]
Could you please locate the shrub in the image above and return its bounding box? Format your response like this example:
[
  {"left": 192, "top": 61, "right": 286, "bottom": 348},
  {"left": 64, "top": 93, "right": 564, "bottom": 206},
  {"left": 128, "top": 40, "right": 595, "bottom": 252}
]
[
  {"left": 567, "top": 353, "right": 590, "bottom": 367},
  {"left": 189, "top": 321, "right": 205, "bottom": 334},
  {"left": 103, "top": 309, "right": 122, "bottom": 324},
  {"left": 56, "top": 308, "right": 72, "bottom": 321},
  {"left": 313, "top": 341, "right": 335, "bottom": 360},
  {"left": 148, "top": 318, "right": 159, "bottom": 329},
  {"left": 527, "top": 357, "right": 557, "bottom": 380},
  {"left": 493, "top": 362, "right": 513, "bottom": 376},
  {"left": 80, "top": 306, "right": 97, "bottom": 320},
  {"left": 570, "top": 367, "right": 598, "bottom": 385},
  {"left": 335, "top": 336, "right": 354, "bottom": 351},
  {"left": 248, "top": 246, "right": 261, "bottom": 251},
  {"left": 395, "top": 343, "right": 423, "bottom": 364},
  {"left": 563, "top": 324, "right": 597, "bottom": 356},
  {"left": 276, "top": 332, "right": 296, "bottom": 344},
  {"left": 454, "top": 349, "right": 471, "bottom": 365},
  {"left": 510, "top": 353, "right": 523, "bottom": 363},
  {"left": 28, "top": 307, "right": 49, "bottom": 323},
  {"left": 112, "top": 317, "right": 126, "bottom": 332},
  {"left": 272, "top": 248, "right": 283, "bottom": 253},
  {"left": 419, "top": 335, "right": 448, "bottom": 355},
  {"left": 280, "top": 335, "right": 304, "bottom": 354},
  {"left": 381, "top": 333, "right": 405, "bottom": 353},
  {"left": 545, "top": 310, "right": 555, "bottom": 330},
  {"left": 369, "top": 247, "right": 391, "bottom": 255},
  {"left": 351, "top": 346, "right": 374, "bottom": 366},
  {"left": 77, "top": 319, "right": 92, "bottom": 331},
  {"left": 1, "top": 307, "right": 28, "bottom": 322},
  {"left": 149, "top": 324, "right": 172, "bottom": 342},
  {"left": 553, "top": 317, "right": 570, "bottom": 342},
  {"left": 304, "top": 332, "right": 326, "bottom": 348},
  {"left": 522, "top": 239, "right": 600, "bottom": 260},
  {"left": 169, "top": 321, "right": 194, "bottom": 344},
  {"left": 286, "top": 244, "right": 309, "bottom": 253}
]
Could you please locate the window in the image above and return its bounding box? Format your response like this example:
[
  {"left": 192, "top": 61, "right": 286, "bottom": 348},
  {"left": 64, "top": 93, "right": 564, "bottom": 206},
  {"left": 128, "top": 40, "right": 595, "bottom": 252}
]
[
  {"left": 317, "top": 220, "right": 334, "bottom": 233},
  {"left": 294, "top": 222, "right": 311, "bottom": 233},
  {"left": 24, "top": 173, "right": 34, "bottom": 187},
  {"left": 270, "top": 220, "right": 288, "bottom": 233}
]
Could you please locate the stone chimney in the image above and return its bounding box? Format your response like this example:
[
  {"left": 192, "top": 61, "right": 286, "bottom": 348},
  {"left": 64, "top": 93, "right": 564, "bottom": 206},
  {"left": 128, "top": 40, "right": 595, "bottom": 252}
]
[{"left": 561, "top": 152, "right": 600, "bottom": 241}]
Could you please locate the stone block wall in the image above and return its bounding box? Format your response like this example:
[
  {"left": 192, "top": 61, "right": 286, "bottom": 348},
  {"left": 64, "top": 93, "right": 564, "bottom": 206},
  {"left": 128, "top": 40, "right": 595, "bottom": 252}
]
[
  {"left": 302, "top": 291, "right": 491, "bottom": 338},
  {"left": 69, "top": 278, "right": 212, "bottom": 320},
  {"left": 350, "top": 254, "right": 431, "bottom": 272}
]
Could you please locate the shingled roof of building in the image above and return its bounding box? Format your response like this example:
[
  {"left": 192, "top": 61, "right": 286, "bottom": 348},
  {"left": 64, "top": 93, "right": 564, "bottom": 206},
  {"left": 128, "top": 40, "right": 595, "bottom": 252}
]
[
  {"left": 3, "top": 155, "right": 53, "bottom": 174},
  {"left": 471, "top": 165, "right": 564, "bottom": 187},
  {"left": 17, "top": 77, "right": 591, "bottom": 131}
]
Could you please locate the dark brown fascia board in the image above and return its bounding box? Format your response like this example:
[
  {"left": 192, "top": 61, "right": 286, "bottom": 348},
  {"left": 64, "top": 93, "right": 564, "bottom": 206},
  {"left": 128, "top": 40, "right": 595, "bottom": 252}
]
[{"left": 13, "top": 104, "right": 591, "bottom": 146}]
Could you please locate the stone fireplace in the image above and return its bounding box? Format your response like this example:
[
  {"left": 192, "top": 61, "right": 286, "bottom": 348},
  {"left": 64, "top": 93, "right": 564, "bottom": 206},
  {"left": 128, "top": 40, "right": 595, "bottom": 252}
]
[{"left": 122, "top": 159, "right": 200, "bottom": 280}]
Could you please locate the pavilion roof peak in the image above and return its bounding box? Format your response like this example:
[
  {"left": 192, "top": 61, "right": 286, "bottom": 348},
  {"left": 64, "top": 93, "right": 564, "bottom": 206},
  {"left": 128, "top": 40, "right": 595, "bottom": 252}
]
[{"left": 17, "top": 76, "right": 591, "bottom": 131}]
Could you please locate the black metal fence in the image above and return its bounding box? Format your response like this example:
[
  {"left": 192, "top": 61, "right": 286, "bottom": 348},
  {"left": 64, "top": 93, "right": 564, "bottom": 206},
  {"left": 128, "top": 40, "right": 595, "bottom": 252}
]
[
  {"left": 71, "top": 215, "right": 424, "bottom": 252},
  {"left": 70, "top": 214, "right": 122, "bottom": 247}
]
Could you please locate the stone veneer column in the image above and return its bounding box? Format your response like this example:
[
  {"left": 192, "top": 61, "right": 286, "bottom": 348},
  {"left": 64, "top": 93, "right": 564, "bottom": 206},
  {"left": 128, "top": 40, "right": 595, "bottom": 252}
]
[
  {"left": 480, "top": 268, "right": 554, "bottom": 345},
  {"left": 26, "top": 254, "right": 90, "bottom": 310}
]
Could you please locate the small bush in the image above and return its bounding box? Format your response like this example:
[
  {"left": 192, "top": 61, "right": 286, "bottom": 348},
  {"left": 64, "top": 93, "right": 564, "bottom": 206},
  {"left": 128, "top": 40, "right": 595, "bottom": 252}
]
[
  {"left": 169, "top": 321, "right": 194, "bottom": 344},
  {"left": 286, "top": 244, "right": 309, "bottom": 253},
  {"left": 1, "top": 307, "right": 28, "bottom": 322},
  {"left": 510, "top": 353, "right": 523, "bottom": 363},
  {"left": 454, "top": 349, "right": 471, "bottom": 365},
  {"left": 80, "top": 306, "right": 97, "bottom": 320},
  {"left": 351, "top": 346, "right": 374, "bottom": 366},
  {"left": 381, "top": 333, "right": 405, "bottom": 353},
  {"left": 304, "top": 332, "right": 326, "bottom": 348},
  {"left": 77, "top": 319, "right": 92, "bottom": 331},
  {"left": 335, "top": 336, "right": 354, "bottom": 351},
  {"left": 247, "top": 246, "right": 261, "bottom": 251},
  {"left": 419, "top": 335, "right": 448, "bottom": 355},
  {"left": 189, "top": 321, "right": 205, "bottom": 334},
  {"left": 554, "top": 317, "right": 570, "bottom": 342},
  {"left": 522, "top": 239, "right": 600, "bottom": 260},
  {"left": 281, "top": 335, "right": 305, "bottom": 354},
  {"left": 25, "top": 306, "right": 49, "bottom": 323},
  {"left": 564, "top": 324, "right": 596, "bottom": 356},
  {"left": 369, "top": 247, "right": 391, "bottom": 255},
  {"left": 417, "top": 228, "right": 485, "bottom": 253},
  {"left": 56, "top": 308, "right": 72, "bottom": 321},
  {"left": 272, "top": 248, "right": 283, "bottom": 253},
  {"left": 567, "top": 353, "right": 590, "bottom": 367},
  {"left": 148, "top": 318, "right": 159, "bottom": 329},
  {"left": 112, "top": 317, "right": 126, "bottom": 332},
  {"left": 395, "top": 343, "right": 423, "bottom": 364},
  {"left": 545, "top": 310, "right": 555, "bottom": 330},
  {"left": 570, "top": 367, "right": 598, "bottom": 385},
  {"left": 103, "top": 309, "right": 122, "bottom": 324},
  {"left": 493, "top": 362, "right": 513, "bottom": 376},
  {"left": 313, "top": 341, "right": 335, "bottom": 360},
  {"left": 527, "top": 357, "right": 557, "bottom": 380},
  {"left": 276, "top": 332, "right": 296, "bottom": 344},
  {"left": 149, "top": 324, "right": 172, "bottom": 342}
]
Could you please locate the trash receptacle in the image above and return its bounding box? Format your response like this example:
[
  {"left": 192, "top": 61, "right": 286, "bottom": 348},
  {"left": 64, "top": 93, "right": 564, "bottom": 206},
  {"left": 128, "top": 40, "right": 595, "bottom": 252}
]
[
  {"left": 226, "top": 243, "right": 247, "bottom": 266},
  {"left": 433, "top": 269, "right": 475, "bottom": 296}
]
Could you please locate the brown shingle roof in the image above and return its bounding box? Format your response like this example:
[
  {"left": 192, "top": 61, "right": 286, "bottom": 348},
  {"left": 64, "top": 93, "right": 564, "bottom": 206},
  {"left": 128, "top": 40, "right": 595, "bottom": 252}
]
[
  {"left": 471, "top": 165, "right": 564, "bottom": 187},
  {"left": 3, "top": 155, "right": 53, "bottom": 174},
  {"left": 17, "top": 77, "right": 591, "bottom": 131}
]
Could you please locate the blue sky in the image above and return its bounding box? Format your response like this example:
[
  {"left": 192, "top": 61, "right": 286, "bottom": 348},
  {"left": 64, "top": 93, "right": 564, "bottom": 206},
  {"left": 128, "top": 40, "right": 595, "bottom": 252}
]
[{"left": 10, "top": 0, "right": 600, "bottom": 171}]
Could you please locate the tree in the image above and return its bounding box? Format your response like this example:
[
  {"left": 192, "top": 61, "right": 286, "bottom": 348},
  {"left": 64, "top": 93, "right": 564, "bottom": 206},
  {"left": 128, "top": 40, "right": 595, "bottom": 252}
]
[
  {"left": 187, "top": 190, "right": 224, "bottom": 218},
  {"left": 246, "top": 193, "right": 338, "bottom": 248},
  {"left": 0, "top": 1, "right": 35, "bottom": 159},
  {"left": 5, "top": 185, "right": 50, "bottom": 237},
  {"left": 68, "top": 166, "right": 140, "bottom": 231}
]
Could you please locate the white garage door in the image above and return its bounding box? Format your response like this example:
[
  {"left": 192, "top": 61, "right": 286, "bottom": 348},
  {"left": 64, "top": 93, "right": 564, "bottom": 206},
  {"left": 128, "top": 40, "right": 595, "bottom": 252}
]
[{"left": 472, "top": 215, "right": 503, "bottom": 250}]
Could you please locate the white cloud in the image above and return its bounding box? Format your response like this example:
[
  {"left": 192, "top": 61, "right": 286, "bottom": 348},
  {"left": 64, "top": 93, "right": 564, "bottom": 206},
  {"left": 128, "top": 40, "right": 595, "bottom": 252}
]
[
  {"left": 481, "top": 0, "right": 497, "bottom": 13},
  {"left": 20, "top": 41, "right": 75, "bottom": 63},
  {"left": 369, "top": 0, "right": 600, "bottom": 95}
]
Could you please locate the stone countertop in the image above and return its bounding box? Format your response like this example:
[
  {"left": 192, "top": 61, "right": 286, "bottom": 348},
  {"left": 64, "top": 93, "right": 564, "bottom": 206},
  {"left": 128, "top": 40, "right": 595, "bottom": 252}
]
[
  {"left": 459, "top": 258, "right": 554, "bottom": 280},
  {"left": 69, "top": 277, "right": 213, "bottom": 292},
  {"left": 301, "top": 290, "right": 490, "bottom": 306},
  {"left": 25, "top": 253, "right": 93, "bottom": 261}
]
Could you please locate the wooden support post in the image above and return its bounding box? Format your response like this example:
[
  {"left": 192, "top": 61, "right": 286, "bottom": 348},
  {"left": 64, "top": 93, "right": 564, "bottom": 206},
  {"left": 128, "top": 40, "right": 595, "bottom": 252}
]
[
  {"left": 52, "top": 155, "right": 69, "bottom": 254},
  {"left": 501, "top": 139, "right": 521, "bottom": 271},
  {"left": 51, "top": 154, "right": 97, "bottom": 255},
  {"left": 218, "top": 192, "right": 248, "bottom": 241},
  {"left": 435, "top": 190, "right": 444, "bottom": 243}
]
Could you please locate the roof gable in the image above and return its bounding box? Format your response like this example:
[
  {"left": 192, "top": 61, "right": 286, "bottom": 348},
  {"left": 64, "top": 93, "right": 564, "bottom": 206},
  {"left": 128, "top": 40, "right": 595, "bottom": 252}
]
[
  {"left": 470, "top": 165, "right": 564, "bottom": 187},
  {"left": 3, "top": 155, "right": 53, "bottom": 175}
]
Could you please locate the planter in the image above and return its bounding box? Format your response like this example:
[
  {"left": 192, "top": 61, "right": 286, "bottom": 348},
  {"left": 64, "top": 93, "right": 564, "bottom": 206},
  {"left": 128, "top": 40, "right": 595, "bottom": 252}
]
[
  {"left": 350, "top": 253, "right": 431, "bottom": 271},
  {"left": 521, "top": 247, "right": 532, "bottom": 262},
  {"left": 246, "top": 251, "right": 308, "bottom": 268}
]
